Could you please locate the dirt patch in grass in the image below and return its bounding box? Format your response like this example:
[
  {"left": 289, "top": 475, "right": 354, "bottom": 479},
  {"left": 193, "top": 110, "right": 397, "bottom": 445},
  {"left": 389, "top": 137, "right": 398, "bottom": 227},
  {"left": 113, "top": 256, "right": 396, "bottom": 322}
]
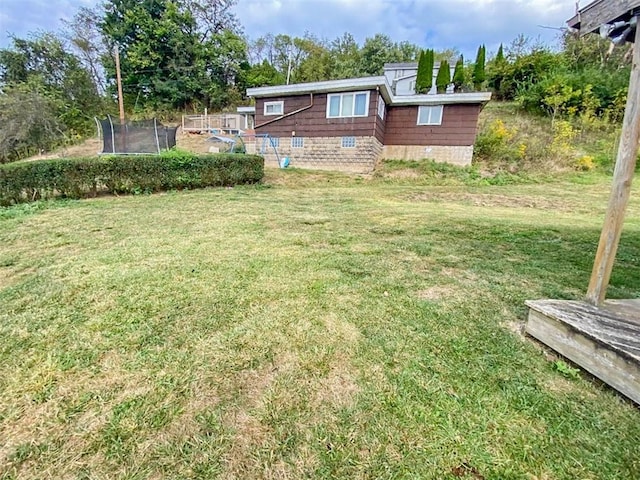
[
  {"left": 313, "top": 360, "right": 359, "bottom": 409},
  {"left": 503, "top": 320, "right": 526, "bottom": 339},
  {"left": 221, "top": 409, "right": 271, "bottom": 478},
  {"left": 20, "top": 137, "right": 103, "bottom": 162},
  {"left": 417, "top": 285, "right": 458, "bottom": 302},
  {"left": 19, "top": 129, "right": 211, "bottom": 162},
  {"left": 176, "top": 131, "right": 213, "bottom": 154},
  {"left": 408, "top": 192, "right": 575, "bottom": 211},
  {"left": 322, "top": 313, "right": 360, "bottom": 345},
  {"left": 0, "top": 266, "right": 34, "bottom": 290}
]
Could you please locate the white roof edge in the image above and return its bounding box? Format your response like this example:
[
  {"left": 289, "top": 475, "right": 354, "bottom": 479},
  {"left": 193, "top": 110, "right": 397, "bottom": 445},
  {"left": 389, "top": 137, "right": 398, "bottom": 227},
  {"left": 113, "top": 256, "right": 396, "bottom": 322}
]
[
  {"left": 247, "top": 76, "right": 385, "bottom": 95},
  {"left": 246, "top": 78, "right": 490, "bottom": 106},
  {"left": 390, "top": 92, "right": 492, "bottom": 105},
  {"left": 237, "top": 106, "right": 255, "bottom": 113},
  {"left": 247, "top": 76, "right": 394, "bottom": 103}
]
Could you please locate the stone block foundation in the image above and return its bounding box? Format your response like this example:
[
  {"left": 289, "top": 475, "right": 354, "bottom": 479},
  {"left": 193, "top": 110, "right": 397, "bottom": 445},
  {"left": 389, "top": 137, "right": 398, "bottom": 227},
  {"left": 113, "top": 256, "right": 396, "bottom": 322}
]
[
  {"left": 381, "top": 145, "right": 474, "bottom": 167},
  {"left": 250, "top": 136, "right": 383, "bottom": 174}
]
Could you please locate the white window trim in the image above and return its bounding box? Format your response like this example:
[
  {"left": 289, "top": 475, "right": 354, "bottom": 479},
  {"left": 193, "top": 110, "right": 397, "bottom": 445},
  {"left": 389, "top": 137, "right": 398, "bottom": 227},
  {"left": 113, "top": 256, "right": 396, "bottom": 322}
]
[
  {"left": 291, "top": 137, "right": 304, "bottom": 148},
  {"left": 264, "top": 101, "right": 284, "bottom": 116},
  {"left": 326, "top": 91, "right": 370, "bottom": 118},
  {"left": 417, "top": 105, "right": 444, "bottom": 126}
]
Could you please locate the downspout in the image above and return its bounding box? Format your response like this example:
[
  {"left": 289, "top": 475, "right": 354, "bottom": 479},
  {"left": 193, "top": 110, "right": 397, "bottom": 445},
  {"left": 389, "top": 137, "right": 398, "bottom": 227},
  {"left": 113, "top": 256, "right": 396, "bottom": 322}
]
[{"left": 255, "top": 93, "right": 314, "bottom": 129}]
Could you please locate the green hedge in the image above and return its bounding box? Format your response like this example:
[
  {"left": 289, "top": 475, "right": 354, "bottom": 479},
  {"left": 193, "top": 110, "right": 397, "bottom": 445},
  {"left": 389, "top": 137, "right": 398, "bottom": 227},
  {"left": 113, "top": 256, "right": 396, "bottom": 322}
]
[{"left": 0, "top": 153, "right": 264, "bottom": 206}]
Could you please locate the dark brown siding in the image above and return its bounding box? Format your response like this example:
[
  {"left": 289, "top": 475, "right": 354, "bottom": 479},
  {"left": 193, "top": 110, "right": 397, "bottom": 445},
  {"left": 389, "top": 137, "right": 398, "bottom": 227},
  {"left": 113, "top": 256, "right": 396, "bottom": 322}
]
[
  {"left": 373, "top": 94, "right": 386, "bottom": 144},
  {"left": 254, "top": 91, "right": 378, "bottom": 138},
  {"left": 383, "top": 104, "right": 481, "bottom": 146}
]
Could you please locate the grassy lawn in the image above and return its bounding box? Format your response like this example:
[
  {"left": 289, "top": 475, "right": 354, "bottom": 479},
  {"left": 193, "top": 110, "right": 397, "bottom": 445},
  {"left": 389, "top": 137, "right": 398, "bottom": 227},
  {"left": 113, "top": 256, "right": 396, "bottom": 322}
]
[{"left": 1, "top": 167, "right": 639, "bottom": 479}]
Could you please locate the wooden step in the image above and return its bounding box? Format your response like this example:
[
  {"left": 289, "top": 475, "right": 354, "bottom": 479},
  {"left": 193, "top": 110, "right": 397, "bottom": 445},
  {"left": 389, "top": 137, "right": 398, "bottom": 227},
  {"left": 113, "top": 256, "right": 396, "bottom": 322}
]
[{"left": 525, "top": 299, "right": 640, "bottom": 405}]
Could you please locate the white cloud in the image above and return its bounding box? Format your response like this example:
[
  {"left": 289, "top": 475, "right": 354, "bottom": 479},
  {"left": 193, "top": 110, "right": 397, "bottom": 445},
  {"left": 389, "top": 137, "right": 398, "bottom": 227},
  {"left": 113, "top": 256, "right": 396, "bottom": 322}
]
[
  {"left": 0, "top": 0, "right": 94, "bottom": 46},
  {"left": 0, "top": 0, "right": 578, "bottom": 57},
  {"left": 237, "top": 0, "right": 577, "bottom": 57}
]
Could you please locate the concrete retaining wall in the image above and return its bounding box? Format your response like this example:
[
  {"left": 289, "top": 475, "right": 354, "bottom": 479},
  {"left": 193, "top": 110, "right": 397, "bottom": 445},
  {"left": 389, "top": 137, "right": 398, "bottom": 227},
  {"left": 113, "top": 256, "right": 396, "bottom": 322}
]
[{"left": 381, "top": 145, "right": 474, "bottom": 166}]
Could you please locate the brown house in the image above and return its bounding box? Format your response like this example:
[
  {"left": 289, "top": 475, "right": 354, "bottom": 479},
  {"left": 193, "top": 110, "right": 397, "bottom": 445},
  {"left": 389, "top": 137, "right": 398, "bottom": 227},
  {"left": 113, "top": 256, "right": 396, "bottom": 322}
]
[{"left": 246, "top": 63, "right": 491, "bottom": 172}]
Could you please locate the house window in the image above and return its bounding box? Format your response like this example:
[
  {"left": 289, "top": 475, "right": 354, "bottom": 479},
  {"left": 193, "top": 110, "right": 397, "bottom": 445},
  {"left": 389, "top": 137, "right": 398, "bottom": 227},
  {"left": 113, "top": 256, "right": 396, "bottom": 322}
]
[
  {"left": 417, "top": 105, "right": 443, "bottom": 125},
  {"left": 377, "top": 95, "right": 385, "bottom": 120},
  {"left": 264, "top": 101, "right": 283, "bottom": 116},
  {"left": 409, "top": 80, "right": 416, "bottom": 93},
  {"left": 341, "top": 136, "right": 356, "bottom": 148},
  {"left": 291, "top": 137, "right": 304, "bottom": 148},
  {"left": 269, "top": 137, "right": 279, "bottom": 148},
  {"left": 327, "top": 91, "right": 369, "bottom": 118}
]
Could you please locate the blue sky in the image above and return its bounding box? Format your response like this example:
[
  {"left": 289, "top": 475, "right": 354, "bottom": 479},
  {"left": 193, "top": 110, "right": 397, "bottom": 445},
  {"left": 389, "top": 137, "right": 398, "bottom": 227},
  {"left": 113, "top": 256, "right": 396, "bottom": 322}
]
[{"left": 0, "top": 0, "right": 578, "bottom": 57}]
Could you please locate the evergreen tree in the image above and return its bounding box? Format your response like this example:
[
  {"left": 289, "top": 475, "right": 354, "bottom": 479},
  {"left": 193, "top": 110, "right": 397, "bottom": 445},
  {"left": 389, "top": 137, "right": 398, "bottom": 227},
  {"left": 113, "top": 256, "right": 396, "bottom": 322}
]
[
  {"left": 472, "top": 44, "right": 486, "bottom": 91},
  {"left": 452, "top": 55, "right": 465, "bottom": 92},
  {"left": 426, "top": 50, "right": 434, "bottom": 93},
  {"left": 496, "top": 43, "right": 505, "bottom": 63},
  {"left": 435, "top": 59, "right": 451, "bottom": 93},
  {"left": 416, "top": 49, "right": 434, "bottom": 94},
  {"left": 415, "top": 50, "right": 427, "bottom": 93},
  {"left": 487, "top": 43, "right": 509, "bottom": 98}
]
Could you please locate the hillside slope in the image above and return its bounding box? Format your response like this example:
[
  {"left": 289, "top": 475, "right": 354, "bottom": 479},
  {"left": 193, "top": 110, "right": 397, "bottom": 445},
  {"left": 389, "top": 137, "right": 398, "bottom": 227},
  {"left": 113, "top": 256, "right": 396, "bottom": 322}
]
[{"left": 474, "top": 102, "right": 622, "bottom": 173}]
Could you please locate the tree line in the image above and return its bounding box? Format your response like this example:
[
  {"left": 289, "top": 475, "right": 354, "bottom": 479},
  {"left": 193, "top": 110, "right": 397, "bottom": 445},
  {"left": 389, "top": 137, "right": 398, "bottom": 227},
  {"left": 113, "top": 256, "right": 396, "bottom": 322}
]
[{"left": 0, "top": 0, "right": 633, "bottom": 162}]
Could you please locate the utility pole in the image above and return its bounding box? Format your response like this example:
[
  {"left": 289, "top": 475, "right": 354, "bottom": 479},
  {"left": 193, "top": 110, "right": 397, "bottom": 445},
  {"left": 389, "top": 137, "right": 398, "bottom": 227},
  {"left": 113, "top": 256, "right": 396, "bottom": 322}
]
[
  {"left": 286, "top": 41, "right": 293, "bottom": 85},
  {"left": 114, "top": 45, "right": 125, "bottom": 124}
]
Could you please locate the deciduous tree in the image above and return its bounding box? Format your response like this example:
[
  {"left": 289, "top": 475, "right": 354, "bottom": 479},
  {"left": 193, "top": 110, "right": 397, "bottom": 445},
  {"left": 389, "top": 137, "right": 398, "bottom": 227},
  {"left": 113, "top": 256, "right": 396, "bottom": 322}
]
[
  {"left": 0, "top": 33, "right": 101, "bottom": 136},
  {"left": 0, "top": 86, "right": 64, "bottom": 162},
  {"left": 62, "top": 6, "right": 107, "bottom": 94}
]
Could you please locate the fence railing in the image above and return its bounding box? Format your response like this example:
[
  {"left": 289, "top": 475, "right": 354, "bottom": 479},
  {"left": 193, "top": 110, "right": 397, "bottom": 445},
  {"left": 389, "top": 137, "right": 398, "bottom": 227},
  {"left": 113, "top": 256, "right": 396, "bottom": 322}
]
[{"left": 181, "top": 114, "right": 245, "bottom": 133}]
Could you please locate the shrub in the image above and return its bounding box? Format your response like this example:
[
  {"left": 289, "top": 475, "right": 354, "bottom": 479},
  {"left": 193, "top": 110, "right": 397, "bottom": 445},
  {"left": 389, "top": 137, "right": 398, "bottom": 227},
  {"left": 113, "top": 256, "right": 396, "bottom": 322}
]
[
  {"left": 474, "top": 119, "right": 517, "bottom": 160},
  {"left": 0, "top": 152, "right": 264, "bottom": 206},
  {"left": 575, "top": 155, "right": 595, "bottom": 171}
]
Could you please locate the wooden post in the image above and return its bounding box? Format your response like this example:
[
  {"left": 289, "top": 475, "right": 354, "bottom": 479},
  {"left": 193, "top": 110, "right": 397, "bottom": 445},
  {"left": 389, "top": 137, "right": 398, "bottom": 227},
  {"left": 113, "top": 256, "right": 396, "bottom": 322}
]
[
  {"left": 114, "top": 45, "right": 125, "bottom": 125},
  {"left": 586, "top": 22, "right": 640, "bottom": 305}
]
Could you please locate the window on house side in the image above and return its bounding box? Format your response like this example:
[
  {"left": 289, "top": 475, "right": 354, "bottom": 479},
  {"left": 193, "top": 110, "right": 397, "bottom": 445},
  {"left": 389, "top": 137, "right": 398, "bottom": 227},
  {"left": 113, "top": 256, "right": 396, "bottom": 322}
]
[
  {"left": 377, "top": 95, "right": 385, "bottom": 120},
  {"left": 417, "top": 105, "right": 444, "bottom": 125},
  {"left": 327, "top": 92, "right": 369, "bottom": 118},
  {"left": 342, "top": 136, "right": 356, "bottom": 148},
  {"left": 291, "top": 137, "right": 304, "bottom": 148},
  {"left": 264, "top": 101, "right": 283, "bottom": 116},
  {"left": 269, "top": 137, "right": 279, "bottom": 148}
]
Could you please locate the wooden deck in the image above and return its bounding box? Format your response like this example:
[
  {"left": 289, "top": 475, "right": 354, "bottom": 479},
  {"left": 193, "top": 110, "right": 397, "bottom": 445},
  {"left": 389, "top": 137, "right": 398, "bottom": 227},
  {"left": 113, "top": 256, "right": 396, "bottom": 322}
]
[{"left": 525, "top": 299, "right": 640, "bottom": 405}]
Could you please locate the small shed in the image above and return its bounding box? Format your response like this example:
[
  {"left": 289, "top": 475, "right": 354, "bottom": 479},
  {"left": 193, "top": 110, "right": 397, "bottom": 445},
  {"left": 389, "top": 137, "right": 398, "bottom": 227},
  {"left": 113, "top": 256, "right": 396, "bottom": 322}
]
[{"left": 526, "top": 0, "right": 640, "bottom": 404}]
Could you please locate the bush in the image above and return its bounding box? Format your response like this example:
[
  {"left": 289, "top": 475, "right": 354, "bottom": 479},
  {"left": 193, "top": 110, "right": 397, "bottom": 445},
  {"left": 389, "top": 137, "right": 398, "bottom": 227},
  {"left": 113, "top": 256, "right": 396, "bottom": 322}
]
[{"left": 0, "top": 152, "right": 264, "bottom": 206}]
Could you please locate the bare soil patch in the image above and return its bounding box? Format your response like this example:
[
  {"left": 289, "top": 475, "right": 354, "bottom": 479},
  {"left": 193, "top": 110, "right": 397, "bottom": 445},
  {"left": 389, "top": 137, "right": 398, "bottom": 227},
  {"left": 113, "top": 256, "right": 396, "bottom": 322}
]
[
  {"left": 20, "top": 129, "right": 212, "bottom": 162},
  {"left": 408, "top": 192, "right": 575, "bottom": 211}
]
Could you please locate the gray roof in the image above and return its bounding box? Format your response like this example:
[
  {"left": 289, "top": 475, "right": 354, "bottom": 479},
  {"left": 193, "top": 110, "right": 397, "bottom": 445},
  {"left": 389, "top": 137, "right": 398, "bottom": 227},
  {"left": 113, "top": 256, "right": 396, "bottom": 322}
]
[
  {"left": 383, "top": 62, "right": 443, "bottom": 70},
  {"left": 383, "top": 62, "right": 417, "bottom": 70}
]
